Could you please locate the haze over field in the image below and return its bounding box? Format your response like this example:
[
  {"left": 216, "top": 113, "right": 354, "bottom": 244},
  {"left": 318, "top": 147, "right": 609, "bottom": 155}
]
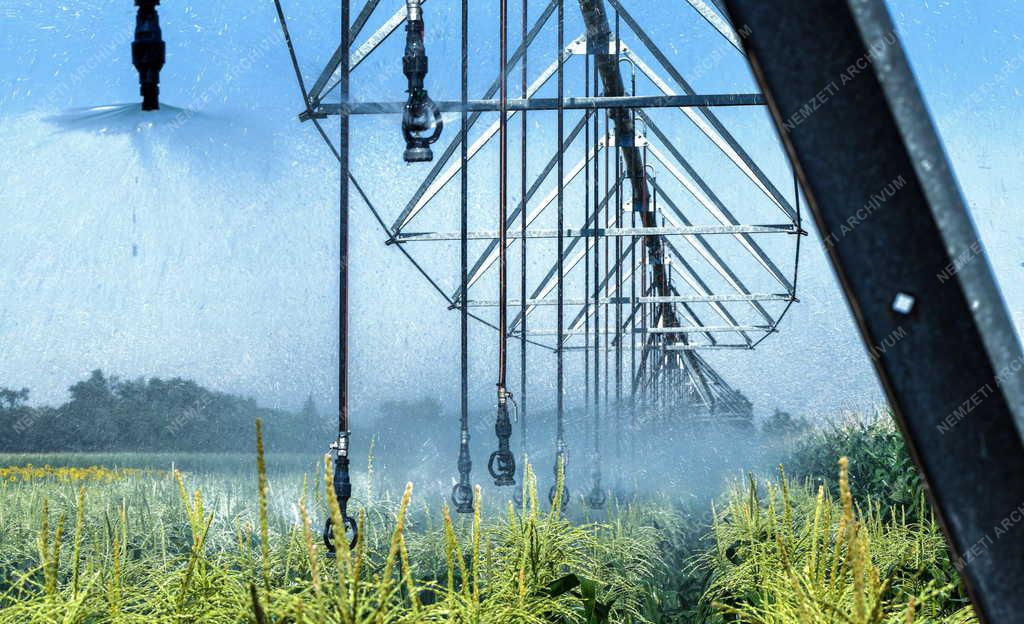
[{"left": 1, "top": 0, "right": 1021, "bottom": 428}]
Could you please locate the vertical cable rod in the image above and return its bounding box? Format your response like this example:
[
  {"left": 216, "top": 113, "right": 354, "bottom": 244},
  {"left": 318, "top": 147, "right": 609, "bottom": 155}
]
[
  {"left": 629, "top": 166, "right": 637, "bottom": 458},
  {"left": 614, "top": 10, "right": 625, "bottom": 492},
  {"left": 552, "top": 0, "right": 567, "bottom": 504},
  {"left": 498, "top": 0, "right": 509, "bottom": 399},
  {"left": 602, "top": 108, "right": 609, "bottom": 471},
  {"left": 519, "top": 0, "right": 529, "bottom": 463},
  {"left": 583, "top": 50, "right": 591, "bottom": 457},
  {"left": 452, "top": 0, "right": 473, "bottom": 513},
  {"left": 593, "top": 73, "right": 601, "bottom": 457},
  {"left": 338, "top": 0, "right": 350, "bottom": 476},
  {"left": 489, "top": 0, "right": 516, "bottom": 488},
  {"left": 323, "top": 0, "right": 356, "bottom": 553}
]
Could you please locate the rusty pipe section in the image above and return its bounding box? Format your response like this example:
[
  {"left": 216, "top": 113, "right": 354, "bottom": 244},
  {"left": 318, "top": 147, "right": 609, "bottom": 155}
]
[
  {"left": 489, "top": 0, "right": 516, "bottom": 487},
  {"left": 576, "top": 0, "right": 679, "bottom": 331}
]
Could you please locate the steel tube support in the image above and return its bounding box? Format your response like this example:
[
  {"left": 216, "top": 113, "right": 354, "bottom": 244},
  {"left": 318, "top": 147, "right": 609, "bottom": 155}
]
[
  {"left": 550, "top": 0, "right": 569, "bottom": 507},
  {"left": 451, "top": 0, "right": 473, "bottom": 514},
  {"left": 723, "top": 0, "right": 1024, "bottom": 621},
  {"left": 489, "top": 0, "right": 516, "bottom": 488},
  {"left": 325, "top": 0, "right": 356, "bottom": 554},
  {"left": 518, "top": 0, "right": 529, "bottom": 467},
  {"left": 304, "top": 93, "right": 765, "bottom": 117}
]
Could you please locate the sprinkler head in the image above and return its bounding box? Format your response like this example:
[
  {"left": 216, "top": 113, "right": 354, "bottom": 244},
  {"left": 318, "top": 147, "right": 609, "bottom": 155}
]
[
  {"left": 451, "top": 483, "right": 474, "bottom": 514},
  {"left": 132, "top": 0, "right": 166, "bottom": 111},
  {"left": 401, "top": 5, "right": 443, "bottom": 162},
  {"left": 488, "top": 399, "right": 516, "bottom": 486},
  {"left": 585, "top": 485, "right": 607, "bottom": 509},
  {"left": 452, "top": 435, "right": 474, "bottom": 513},
  {"left": 548, "top": 483, "right": 570, "bottom": 507},
  {"left": 324, "top": 435, "right": 357, "bottom": 552}
]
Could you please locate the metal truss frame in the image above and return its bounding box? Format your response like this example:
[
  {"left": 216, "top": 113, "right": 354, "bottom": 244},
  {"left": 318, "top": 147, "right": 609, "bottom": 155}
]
[{"left": 278, "top": 0, "right": 802, "bottom": 432}]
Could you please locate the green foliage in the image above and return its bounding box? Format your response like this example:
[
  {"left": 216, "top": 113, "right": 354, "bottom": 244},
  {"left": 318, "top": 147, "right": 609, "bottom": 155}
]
[
  {"left": 0, "top": 411, "right": 981, "bottom": 623},
  {"left": 0, "top": 370, "right": 320, "bottom": 453},
  {"left": 0, "top": 387, "right": 30, "bottom": 410},
  {"left": 0, "top": 428, "right": 662, "bottom": 623},
  {"left": 761, "top": 410, "right": 810, "bottom": 438},
  {"left": 785, "top": 412, "right": 921, "bottom": 519},
  {"left": 698, "top": 461, "right": 974, "bottom": 623}
]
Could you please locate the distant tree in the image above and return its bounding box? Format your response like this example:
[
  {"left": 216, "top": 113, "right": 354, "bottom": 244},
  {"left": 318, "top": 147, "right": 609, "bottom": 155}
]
[
  {"left": 299, "top": 393, "right": 331, "bottom": 437},
  {"left": 0, "top": 387, "right": 29, "bottom": 410},
  {"left": 762, "top": 408, "right": 810, "bottom": 438},
  {"left": 68, "top": 370, "right": 114, "bottom": 407},
  {"left": 0, "top": 387, "right": 34, "bottom": 449},
  {"left": 0, "top": 370, "right": 313, "bottom": 453}
]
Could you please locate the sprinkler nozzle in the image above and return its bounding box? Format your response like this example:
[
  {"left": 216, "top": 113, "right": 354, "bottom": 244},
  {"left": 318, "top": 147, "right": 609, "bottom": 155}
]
[
  {"left": 401, "top": 1, "right": 443, "bottom": 162},
  {"left": 132, "top": 0, "right": 165, "bottom": 111}
]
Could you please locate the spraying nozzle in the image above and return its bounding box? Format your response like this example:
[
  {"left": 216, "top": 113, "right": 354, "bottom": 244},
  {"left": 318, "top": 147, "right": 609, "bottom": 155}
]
[
  {"left": 548, "top": 444, "right": 569, "bottom": 506},
  {"left": 323, "top": 432, "right": 357, "bottom": 554},
  {"left": 488, "top": 388, "right": 516, "bottom": 486},
  {"left": 451, "top": 430, "right": 474, "bottom": 513},
  {"left": 585, "top": 468, "right": 607, "bottom": 509},
  {"left": 401, "top": 0, "right": 443, "bottom": 162},
  {"left": 132, "top": 0, "right": 165, "bottom": 111}
]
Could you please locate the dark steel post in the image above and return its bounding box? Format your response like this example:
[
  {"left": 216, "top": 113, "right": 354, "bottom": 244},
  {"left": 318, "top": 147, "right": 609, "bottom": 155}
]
[
  {"left": 452, "top": 0, "right": 473, "bottom": 513},
  {"left": 722, "top": 0, "right": 1024, "bottom": 620},
  {"left": 489, "top": 0, "right": 516, "bottom": 487},
  {"left": 325, "top": 0, "right": 356, "bottom": 553},
  {"left": 518, "top": 0, "right": 529, "bottom": 466}
]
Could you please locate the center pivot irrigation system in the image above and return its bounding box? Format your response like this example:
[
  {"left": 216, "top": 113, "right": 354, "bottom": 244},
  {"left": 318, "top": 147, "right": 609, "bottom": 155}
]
[
  {"left": 268, "top": 0, "right": 1024, "bottom": 620},
  {"left": 273, "top": 0, "right": 802, "bottom": 547}
]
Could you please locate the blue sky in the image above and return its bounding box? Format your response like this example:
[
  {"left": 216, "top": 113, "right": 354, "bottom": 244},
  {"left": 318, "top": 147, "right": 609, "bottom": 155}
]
[{"left": 0, "top": 1, "right": 1021, "bottom": 423}]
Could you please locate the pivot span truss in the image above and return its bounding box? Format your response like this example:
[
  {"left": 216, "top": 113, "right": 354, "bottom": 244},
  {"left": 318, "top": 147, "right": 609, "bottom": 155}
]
[
  {"left": 278, "top": 0, "right": 798, "bottom": 424},
  {"left": 274, "top": 0, "right": 800, "bottom": 508},
  {"left": 273, "top": 0, "right": 1024, "bottom": 620}
]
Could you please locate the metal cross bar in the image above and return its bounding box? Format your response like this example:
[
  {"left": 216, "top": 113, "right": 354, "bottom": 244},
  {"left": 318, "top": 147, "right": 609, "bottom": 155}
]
[
  {"left": 308, "top": 0, "right": 419, "bottom": 105},
  {"left": 723, "top": 0, "right": 1024, "bottom": 620},
  {"left": 459, "top": 292, "right": 791, "bottom": 307},
  {"left": 651, "top": 180, "right": 780, "bottom": 326},
  {"left": 564, "top": 343, "right": 751, "bottom": 351},
  {"left": 652, "top": 235, "right": 754, "bottom": 343},
  {"left": 561, "top": 233, "right": 640, "bottom": 333},
  {"left": 306, "top": 93, "right": 766, "bottom": 117},
  {"left": 682, "top": 0, "right": 743, "bottom": 52},
  {"left": 510, "top": 198, "right": 634, "bottom": 331},
  {"left": 517, "top": 325, "right": 771, "bottom": 336},
  {"left": 665, "top": 343, "right": 752, "bottom": 351},
  {"left": 455, "top": 133, "right": 615, "bottom": 301},
  {"left": 393, "top": 223, "right": 794, "bottom": 242}
]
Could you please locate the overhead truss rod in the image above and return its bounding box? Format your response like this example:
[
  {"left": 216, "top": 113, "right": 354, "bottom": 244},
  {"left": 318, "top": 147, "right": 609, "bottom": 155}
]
[{"left": 301, "top": 93, "right": 765, "bottom": 118}]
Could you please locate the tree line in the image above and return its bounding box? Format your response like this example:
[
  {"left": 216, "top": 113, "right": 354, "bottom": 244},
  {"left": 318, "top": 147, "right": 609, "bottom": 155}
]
[{"left": 0, "top": 370, "right": 326, "bottom": 453}]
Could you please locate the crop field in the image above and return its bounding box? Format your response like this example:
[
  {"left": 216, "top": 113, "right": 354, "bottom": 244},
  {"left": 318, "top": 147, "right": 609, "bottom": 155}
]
[{"left": 0, "top": 417, "right": 977, "bottom": 623}]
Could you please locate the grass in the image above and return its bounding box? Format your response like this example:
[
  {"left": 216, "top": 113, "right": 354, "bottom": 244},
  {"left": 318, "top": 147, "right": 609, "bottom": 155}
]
[
  {"left": 0, "top": 413, "right": 978, "bottom": 623},
  {"left": 699, "top": 461, "right": 974, "bottom": 623},
  {"left": 0, "top": 422, "right": 662, "bottom": 623}
]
